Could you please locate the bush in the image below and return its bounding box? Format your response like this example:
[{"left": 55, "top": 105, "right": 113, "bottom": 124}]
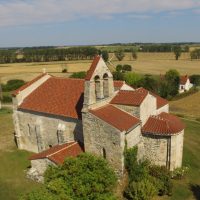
[
  {"left": 190, "top": 75, "right": 200, "bottom": 86},
  {"left": 124, "top": 179, "right": 157, "bottom": 200},
  {"left": 2, "top": 94, "right": 12, "bottom": 103},
  {"left": 70, "top": 71, "right": 87, "bottom": 79},
  {"left": 116, "top": 64, "right": 123, "bottom": 72},
  {"left": 2, "top": 79, "right": 25, "bottom": 92},
  {"left": 171, "top": 166, "right": 189, "bottom": 180},
  {"left": 149, "top": 165, "right": 172, "bottom": 196},
  {"left": 122, "top": 64, "right": 132, "bottom": 72},
  {"left": 112, "top": 71, "right": 124, "bottom": 80},
  {"left": 124, "top": 73, "right": 141, "bottom": 86},
  {"left": 62, "top": 68, "right": 67, "bottom": 73}
]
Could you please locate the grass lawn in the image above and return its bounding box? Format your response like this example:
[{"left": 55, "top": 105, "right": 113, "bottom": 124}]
[{"left": 0, "top": 108, "right": 40, "bottom": 200}]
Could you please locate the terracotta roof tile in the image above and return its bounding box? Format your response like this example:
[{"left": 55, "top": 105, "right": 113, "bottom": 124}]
[
  {"left": 19, "top": 77, "right": 84, "bottom": 119},
  {"left": 12, "top": 73, "right": 48, "bottom": 96},
  {"left": 29, "top": 142, "right": 83, "bottom": 165},
  {"left": 114, "top": 81, "right": 124, "bottom": 89},
  {"left": 142, "top": 112, "right": 184, "bottom": 135},
  {"left": 85, "top": 55, "right": 101, "bottom": 80},
  {"left": 90, "top": 104, "right": 140, "bottom": 131},
  {"left": 110, "top": 87, "right": 148, "bottom": 106},
  {"left": 180, "top": 75, "right": 189, "bottom": 85}
]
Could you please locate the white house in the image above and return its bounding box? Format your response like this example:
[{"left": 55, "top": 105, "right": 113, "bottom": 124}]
[{"left": 179, "top": 75, "right": 193, "bottom": 93}]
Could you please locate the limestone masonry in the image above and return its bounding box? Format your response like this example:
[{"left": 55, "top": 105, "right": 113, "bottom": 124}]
[{"left": 12, "top": 55, "right": 185, "bottom": 180}]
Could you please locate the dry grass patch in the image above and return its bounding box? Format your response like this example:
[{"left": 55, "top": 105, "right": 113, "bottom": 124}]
[{"left": 169, "top": 91, "right": 200, "bottom": 119}]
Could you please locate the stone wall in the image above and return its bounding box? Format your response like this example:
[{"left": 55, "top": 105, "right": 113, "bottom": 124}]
[
  {"left": 114, "top": 104, "right": 140, "bottom": 118},
  {"left": 27, "top": 158, "right": 56, "bottom": 182},
  {"left": 154, "top": 104, "right": 169, "bottom": 115},
  {"left": 126, "top": 124, "right": 141, "bottom": 149},
  {"left": 82, "top": 111, "right": 125, "bottom": 174},
  {"left": 140, "top": 134, "right": 168, "bottom": 167},
  {"left": 13, "top": 110, "right": 83, "bottom": 153},
  {"left": 170, "top": 130, "right": 184, "bottom": 170},
  {"left": 140, "top": 94, "right": 157, "bottom": 125},
  {"left": 139, "top": 131, "right": 184, "bottom": 170}
]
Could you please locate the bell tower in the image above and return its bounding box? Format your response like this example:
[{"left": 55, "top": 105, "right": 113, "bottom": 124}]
[{"left": 83, "top": 55, "right": 114, "bottom": 106}]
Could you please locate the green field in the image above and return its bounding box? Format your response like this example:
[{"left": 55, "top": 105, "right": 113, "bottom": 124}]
[
  {"left": 0, "top": 108, "right": 40, "bottom": 200},
  {"left": 0, "top": 107, "right": 200, "bottom": 200}
]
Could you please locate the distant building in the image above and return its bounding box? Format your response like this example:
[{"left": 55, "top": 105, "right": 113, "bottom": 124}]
[
  {"left": 12, "top": 56, "right": 185, "bottom": 181},
  {"left": 179, "top": 75, "right": 193, "bottom": 93}
]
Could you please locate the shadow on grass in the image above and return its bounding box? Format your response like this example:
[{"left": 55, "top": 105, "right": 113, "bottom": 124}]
[{"left": 190, "top": 184, "right": 200, "bottom": 200}]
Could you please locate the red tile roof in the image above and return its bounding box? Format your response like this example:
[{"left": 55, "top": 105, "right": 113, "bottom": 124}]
[
  {"left": 114, "top": 81, "right": 124, "bottom": 89},
  {"left": 90, "top": 104, "right": 140, "bottom": 131},
  {"left": 142, "top": 112, "right": 184, "bottom": 135},
  {"left": 12, "top": 73, "right": 48, "bottom": 96},
  {"left": 85, "top": 55, "right": 101, "bottom": 80},
  {"left": 110, "top": 87, "right": 148, "bottom": 106},
  {"left": 19, "top": 77, "right": 84, "bottom": 119},
  {"left": 29, "top": 142, "right": 83, "bottom": 165},
  {"left": 180, "top": 75, "right": 189, "bottom": 85}
]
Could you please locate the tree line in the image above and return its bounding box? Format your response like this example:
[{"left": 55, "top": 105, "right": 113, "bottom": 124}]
[{"left": 0, "top": 47, "right": 98, "bottom": 63}]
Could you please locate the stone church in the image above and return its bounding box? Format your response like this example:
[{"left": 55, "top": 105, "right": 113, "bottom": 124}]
[{"left": 12, "top": 56, "right": 184, "bottom": 180}]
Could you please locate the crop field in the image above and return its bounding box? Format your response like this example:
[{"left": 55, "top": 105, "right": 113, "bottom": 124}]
[
  {"left": 0, "top": 52, "right": 199, "bottom": 83},
  {"left": 169, "top": 91, "right": 200, "bottom": 119}
]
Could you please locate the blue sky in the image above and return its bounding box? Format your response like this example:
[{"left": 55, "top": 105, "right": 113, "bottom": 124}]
[{"left": 0, "top": 0, "right": 200, "bottom": 47}]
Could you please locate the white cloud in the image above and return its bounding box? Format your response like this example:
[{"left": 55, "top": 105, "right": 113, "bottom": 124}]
[{"left": 0, "top": 0, "right": 199, "bottom": 27}]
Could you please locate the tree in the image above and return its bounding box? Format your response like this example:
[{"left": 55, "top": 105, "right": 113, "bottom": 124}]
[
  {"left": 21, "top": 153, "right": 117, "bottom": 200},
  {"left": 190, "top": 75, "right": 200, "bottom": 86},
  {"left": 116, "top": 64, "right": 123, "bottom": 72},
  {"left": 70, "top": 71, "right": 87, "bottom": 79},
  {"left": 115, "top": 49, "right": 125, "bottom": 61},
  {"left": 124, "top": 72, "right": 141, "bottom": 87},
  {"left": 132, "top": 49, "right": 138, "bottom": 60},
  {"left": 101, "top": 50, "right": 109, "bottom": 62},
  {"left": 173, "top": 46, "right": 182, "bottom": 60},
  {"left": 122, "top": 64, "right": 132, "bottom": 72},
  {"left": 163, "top": 69, "right": 180, "bottom": 97}
]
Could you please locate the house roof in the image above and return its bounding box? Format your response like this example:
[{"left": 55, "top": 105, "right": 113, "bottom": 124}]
[
  {"left": 12, "top": 73, "right": 48, "bottom": 96},
  {"left": 142, "top": 112, "right": 185, "bottom": 136},
  {"left": 110, "top": 87, "right": 148, "bottom": 106},
  {"left": 180, "top": 75, "right": 189, "bottom": 85},
  {"left": 19, "top": 77, "right": 85, "bottom": 119},
  {"left": 89, "top": 104, "right": 140, "bottom": 131},
  {"left": 85, "top": 55, "right": 101, "bottom": 80},
  {"left": 29, "top": 142, "right": 83, "bottom": 165}
]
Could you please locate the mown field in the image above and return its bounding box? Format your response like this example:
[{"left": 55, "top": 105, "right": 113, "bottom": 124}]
[
  {"left": 169, "top": 91, "right": 200, "bottom": 119},
  {"left": 0, "top": 106, "right": 200, "bottom": 200},
  {"left": 0, "top": 52, "right": 199, "bottom": 83}
]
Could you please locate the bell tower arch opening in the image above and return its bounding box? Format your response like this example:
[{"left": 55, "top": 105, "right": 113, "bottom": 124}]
[
  {"left": 103, "top": 73, "right": 109, "bottom": 98},
  {"left": 94, "top": 75, "right": 101, "bottom": 100}
]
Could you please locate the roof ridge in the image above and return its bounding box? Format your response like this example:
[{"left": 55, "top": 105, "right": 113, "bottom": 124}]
[{"left": 47, "top": 142, "right": 77, "bottom": 158}]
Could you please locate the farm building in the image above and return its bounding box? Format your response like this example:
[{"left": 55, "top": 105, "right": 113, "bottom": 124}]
[{"left": 12, "top": 55, "right": 185, "bottom": 181}]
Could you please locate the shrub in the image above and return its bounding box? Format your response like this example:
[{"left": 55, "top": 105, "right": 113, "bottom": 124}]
[
  {"left": 122, "top": 64, "right": 132, "bottom": 72},
  {"left": 124, "top": 179, "right": 157, "bottom": 200},
  {"left": 116, "top": 64, "right": 123, "bottom": 72},
  {"left": 124, "top": 72, "right": 141, "bottom": 86},
  {"left": 149, "top": 165, "right": 172, "bottom": 196},
  {"left": 171, "top": 166, "right": 189, "bottom": 180},
  {"left": 115, "top": 49, "right": 125, "bottom": 61},
  {"left": 70, "top": 71, "right": 87, "bottom": 79},
  {"left": 2, "top": 79, "right": 25, "bottom": 92},
  {"left": 62, "top": 68, "right": 67, "bottom": 73},
  {"left": 190, "top": 75, "right": 200, "bottom": 86},
  {"left": 2, "top": 94, "right": 12, "bottom": 103},
  {"left": 112, "top": 71, "right": 124, "bottom": 80},
  {"left": 101, "top": 50, "right": 109, "bottom": 62}
]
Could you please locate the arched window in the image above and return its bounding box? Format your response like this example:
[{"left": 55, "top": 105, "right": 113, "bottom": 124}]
[
  {"left": 94, "top": 75, "right": 101, "bottom": 99},
  {"left": 103, "top": 73, "right": 109, "bottom": 98}
]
